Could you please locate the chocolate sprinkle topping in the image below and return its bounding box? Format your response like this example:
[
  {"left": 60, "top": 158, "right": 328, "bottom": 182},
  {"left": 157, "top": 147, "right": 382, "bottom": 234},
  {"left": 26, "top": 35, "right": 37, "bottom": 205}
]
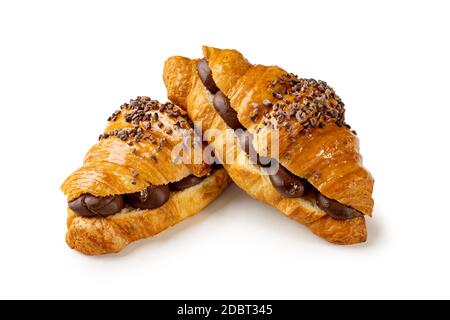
[
  {"left": 258, "top": 73, "right": 348, "bottom": 135},
  {"left": 99, "top": 97, "right": 190, "bottom": 146},
  {"left": 272, "top": 91, "right": 283, "bottom": 100},
  {"left": 262, "top": 99, "right": 273, "bottom": 108}
]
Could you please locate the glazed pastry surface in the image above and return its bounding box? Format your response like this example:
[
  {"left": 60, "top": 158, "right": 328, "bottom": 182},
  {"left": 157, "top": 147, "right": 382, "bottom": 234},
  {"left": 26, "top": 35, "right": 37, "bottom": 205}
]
[
  {"left": 61, "top": 97, "right": 230, "bottom": 255},
  {"left": 62, "top": 97, "right": 210, "bottom": 202},
  {"left": 164, "top": 47, "right": 374, "bottom": 244}
]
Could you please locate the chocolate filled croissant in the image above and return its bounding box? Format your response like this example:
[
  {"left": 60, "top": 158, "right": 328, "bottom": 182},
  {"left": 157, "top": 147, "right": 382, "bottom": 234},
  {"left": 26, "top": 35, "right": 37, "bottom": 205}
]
[
  {"left": 164, "top": 47, "right": 374, "bottom": 244},
  {"left": 61, "top": 96, "right": 230, "bottom": 255}
]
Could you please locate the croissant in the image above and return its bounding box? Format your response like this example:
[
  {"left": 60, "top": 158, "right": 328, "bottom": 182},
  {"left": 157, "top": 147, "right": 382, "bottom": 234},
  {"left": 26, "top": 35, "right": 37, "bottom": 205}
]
[
  {"left": 61, "top": 96, "right": 230, "bottom": 255},
  {"left": 164, "top": 46, "right": 374, "bottom": 244}
]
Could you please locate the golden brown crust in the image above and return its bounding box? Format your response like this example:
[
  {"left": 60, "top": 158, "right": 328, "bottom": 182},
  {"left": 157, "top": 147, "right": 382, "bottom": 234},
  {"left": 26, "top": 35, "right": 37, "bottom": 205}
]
[
  {"left": 61, "top": 97, "right": 210, "bottom": 201},
  {"left": 66, "top": 168, "right": 230, "bottom": 255},
  {"left": 164, "top": 56, "right": 194, "bottom": 109},
  {"left": 204, "top": 46, "right": 374, "bottom": 215},
  {"left": 163, "top": 47, "right": 374, "bottom": 245},
  {"left": 308, "top": 216, "right": 367, "bottom": 245},
  {"left": 202, "top": 46, "right": 251, "bottom": 94},
  {"left": 61, "top": 97, "right": 231, "bottom": 255}
]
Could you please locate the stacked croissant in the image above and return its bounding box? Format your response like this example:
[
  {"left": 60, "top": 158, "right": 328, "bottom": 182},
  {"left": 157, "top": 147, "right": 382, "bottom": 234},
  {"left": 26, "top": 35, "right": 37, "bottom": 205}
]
[{"left": 61, "top": 46, "right": 374, "bottom": 255}]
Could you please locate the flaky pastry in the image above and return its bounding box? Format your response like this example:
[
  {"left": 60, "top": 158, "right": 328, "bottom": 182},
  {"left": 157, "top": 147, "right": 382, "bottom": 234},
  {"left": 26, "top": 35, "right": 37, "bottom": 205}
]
[{"left": 164, "top": 47, "right": 374, "bottom": 244}]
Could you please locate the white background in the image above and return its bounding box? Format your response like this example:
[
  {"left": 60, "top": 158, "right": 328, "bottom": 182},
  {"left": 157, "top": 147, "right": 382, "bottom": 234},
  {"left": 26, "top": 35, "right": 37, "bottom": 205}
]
[{"left": 0, "top": 0, "right": 449, "bottom": 300}]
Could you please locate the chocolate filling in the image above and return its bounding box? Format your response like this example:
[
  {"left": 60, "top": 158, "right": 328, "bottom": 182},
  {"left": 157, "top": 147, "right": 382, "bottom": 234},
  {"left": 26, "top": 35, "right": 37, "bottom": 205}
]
[
  {"left": 124, "top": 185, "right": 170, "bottom": 210},
  {"left": 212, "top": 91, "right": 243, "bottom": 130},
  {"left": 197, "top": 59, "right": 219, "bottom": 94},
  {"left": 68, "top": 195, "right": 125, "bottom": 217},
  {"left": 236, "top": 131, "right": 274, "bottom": 168},
  {"left": 68, "top": 173, "right": 208, "bottom": 217},
  {"left": 315, "top": 193, "right": 362, "bottom": 220},
  {"left": 169, "top": 174, "right": 207, "bottom": 192},
  {"left": 269, "top": 165, "right": 311, "bottom": 198},
  {"left": 197, "top": 59, "right": 363, "bottom": 220}
]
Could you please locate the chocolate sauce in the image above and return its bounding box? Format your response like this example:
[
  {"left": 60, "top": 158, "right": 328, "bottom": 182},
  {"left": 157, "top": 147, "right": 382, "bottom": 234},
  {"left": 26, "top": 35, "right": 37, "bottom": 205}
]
[
  {"left": 69, "top": 195, "right": 124, "bottom": 217},
  {"left": 169, "top": 174, "right": 206, "bottom": 192},
  {"left": 197, "top": 59, "right": 219, "bottom": 94},
  {"left": 68, "top": 173, "right": 212, "bottom": 217},
  {"left": 124, "top": 185, "right": 170, "bottom": 210},
  {"left": 213, "top": 91, "right": 243, "bottom": 130}
]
